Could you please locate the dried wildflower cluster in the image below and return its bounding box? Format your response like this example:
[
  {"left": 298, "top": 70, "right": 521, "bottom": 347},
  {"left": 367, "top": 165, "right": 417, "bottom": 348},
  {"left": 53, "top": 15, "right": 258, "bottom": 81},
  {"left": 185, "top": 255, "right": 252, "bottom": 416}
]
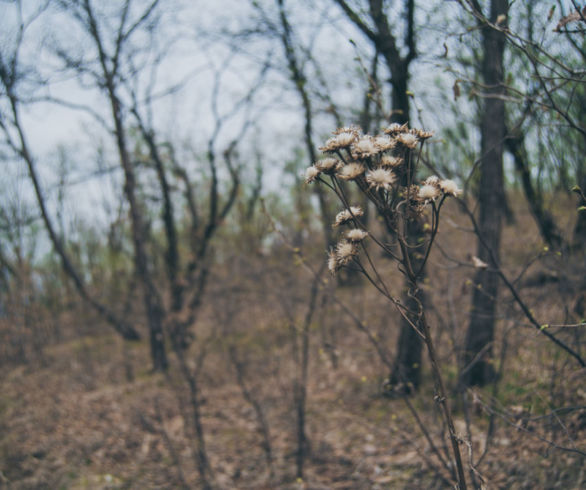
[
  {"left": 306, "top": 123, "right": 461, "bottom": 274},
  {"left": 303, "top": 123, "right": 469, "bottom": 490}
]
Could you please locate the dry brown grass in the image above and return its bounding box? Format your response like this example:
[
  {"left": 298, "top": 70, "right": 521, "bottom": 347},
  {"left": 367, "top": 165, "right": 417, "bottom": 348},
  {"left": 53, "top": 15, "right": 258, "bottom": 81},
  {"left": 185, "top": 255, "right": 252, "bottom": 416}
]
[{"left": 1, "top": 193, "right": 584, "bottom": 489}]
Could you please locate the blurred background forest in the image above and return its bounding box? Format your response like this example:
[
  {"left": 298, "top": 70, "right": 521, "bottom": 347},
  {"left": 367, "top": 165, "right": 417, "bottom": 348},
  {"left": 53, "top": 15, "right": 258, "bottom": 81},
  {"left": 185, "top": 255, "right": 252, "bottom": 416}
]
[{"left": 0, "top": 0, "right": 585, "bottom": 488}]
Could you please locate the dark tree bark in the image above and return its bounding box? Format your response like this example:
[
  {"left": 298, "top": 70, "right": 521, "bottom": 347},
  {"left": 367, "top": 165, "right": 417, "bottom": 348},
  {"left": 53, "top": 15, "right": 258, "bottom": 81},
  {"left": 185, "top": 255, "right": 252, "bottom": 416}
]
[
  {"left": 294, "top": 269, "right": 322, "bottom": 479},
  {"left": 461, "top": 0, "right": 509, "bottom": 388},
  {"left": 572, "top": 93, "right": 586, "bottom": 248},
  {"left": 387, "top": 219, "right": 425, "bottom": 393},
  {"left": 357, "top": 50, "right": 382, "bottom": 229},
  {"left": 112, "top": 93, "right": 168, "bottom": 371},
  {"left": 575, "top": 177, "right": 586, "bottom": 246}
]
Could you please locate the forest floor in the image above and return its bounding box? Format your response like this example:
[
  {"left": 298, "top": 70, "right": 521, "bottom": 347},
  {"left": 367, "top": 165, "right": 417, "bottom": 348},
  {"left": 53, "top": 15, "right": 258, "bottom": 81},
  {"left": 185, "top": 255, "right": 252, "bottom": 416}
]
[{"left": 1, "top": 196, "right": 585, "bottom": 489}]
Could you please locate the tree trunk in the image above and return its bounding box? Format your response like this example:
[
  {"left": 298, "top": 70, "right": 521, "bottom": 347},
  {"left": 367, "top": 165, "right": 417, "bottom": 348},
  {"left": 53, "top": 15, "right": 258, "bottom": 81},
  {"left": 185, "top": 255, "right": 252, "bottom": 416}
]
[
  {"left": 78, "top": 0, "right": 168, "bottom": 371},
  {"left": 108, "top": 87, "right": 168, "bottom": 372},
  {"left": 506, "top": 128, "right": 563, "bottom": 249},
  {"left": 387, "top": 64, "right": 426, "bottom": 394},
  {"left": 389, "top": 69, "right": 410, "bottom": 125},
  {"left": 575, "top": 176, "right": 586, "bottom": 245},
  {"left": 461, "top": 0, "right": 508, "bottom": 388},
  {"left": 387, "top": 218, "right": 425, "bottom": 394},
  {"left": 572, "top": 100, "right": 586, "bottom": 247}
]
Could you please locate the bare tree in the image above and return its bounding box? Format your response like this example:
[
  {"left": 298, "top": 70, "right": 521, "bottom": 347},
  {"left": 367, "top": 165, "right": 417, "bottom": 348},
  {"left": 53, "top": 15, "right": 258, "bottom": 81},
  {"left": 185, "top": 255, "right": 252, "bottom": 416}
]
[
  {"left": 48, "top": 0, "right": 168, "bottom": 369},
  {"left": 459, "top": 0, "right": 586, "bottom": 248},
  {"left": 501, "top": 1, "right": 566, "bottom": 250},
  {"left": 0, "top": 1, "right": 141, "bottom": 342},
  {"left": 459, "top": 0, "right": 509, "bottom": 388}
]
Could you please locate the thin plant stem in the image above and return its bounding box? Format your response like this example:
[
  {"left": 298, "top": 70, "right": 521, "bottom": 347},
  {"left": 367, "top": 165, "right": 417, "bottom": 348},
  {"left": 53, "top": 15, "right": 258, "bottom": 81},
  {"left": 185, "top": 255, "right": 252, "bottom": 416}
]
[{"left": 419, "top": 309, "right": 468, "bottom": 490}]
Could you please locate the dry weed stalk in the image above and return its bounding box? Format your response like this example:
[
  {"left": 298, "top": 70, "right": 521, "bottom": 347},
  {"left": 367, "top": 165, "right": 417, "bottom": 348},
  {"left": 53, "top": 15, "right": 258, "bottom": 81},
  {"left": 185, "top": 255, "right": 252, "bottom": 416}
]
[{"left": 306, "top": 124, "right": 468, "bottom": 489}]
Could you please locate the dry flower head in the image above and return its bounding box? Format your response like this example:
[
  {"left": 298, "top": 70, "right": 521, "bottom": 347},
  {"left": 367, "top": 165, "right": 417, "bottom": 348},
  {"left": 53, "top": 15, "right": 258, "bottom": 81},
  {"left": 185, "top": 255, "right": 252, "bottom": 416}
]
[
  {"left": 346, "top": 228, "right": 368, "bottom": 242},
  {"left": 335, "top": 240, "right": 358, "bottom": 265},
  {"left": 315, "top": 157, "right": 342, "bottom": 174},
  {"left": 333, "top": 206, "right": 363, "bottom": 227},
  {"left": 414, "top": 129, "right": 434, "bottom": 140},
  {"left": 396, "top": 132, "right": 419, "bottom": 149},
  {"left": 439, "top": 179, "right": 462, "bottom": 196},
  {"left": 423, "top": 175, "right": 440, "bottom": 187},
  {"left": 373, "top": 135, "right": 396, "bottom": 151},
  {"left": 366, "top": 168, "right": 396, "bottom": 191},
  {"left": 333, "top": 125, "right": 361, "bottom": 135},
  {"left": 351, "top": 136, "right": 379, "bottom": 159},
  {"left": 380, "top": 155, "right": 404, "bottom": 168},
  {"left": 320, "top": 128, "right": 359, "bottom": 152},
  {"left": 418, "top": 184, "right": 441, "bottom": 201},
  {"left": 384, "top": 122, "right": 409, "bottom": 135},
  {"left": 328, "top": 250, "right": 340, "bottom": 274},
  {"left": 337, "top": 162, "right": 366, "bottom": 181},
  {"left": 305, "top": 166, "right": 320, "bottom": 184}
]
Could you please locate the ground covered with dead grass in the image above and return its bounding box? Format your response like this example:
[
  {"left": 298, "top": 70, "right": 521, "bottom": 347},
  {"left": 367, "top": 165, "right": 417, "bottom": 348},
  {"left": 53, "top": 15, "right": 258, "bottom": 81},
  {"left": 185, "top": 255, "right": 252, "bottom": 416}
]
[{"left": 1, "top": 198, "right": 585, "bottom": 489}]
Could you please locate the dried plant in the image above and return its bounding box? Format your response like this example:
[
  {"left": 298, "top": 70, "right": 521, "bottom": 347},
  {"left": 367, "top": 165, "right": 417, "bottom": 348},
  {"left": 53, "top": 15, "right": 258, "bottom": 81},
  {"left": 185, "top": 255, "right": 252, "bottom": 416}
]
[{"left": 306, "top": 124, "right": 468, "bottom": 489}]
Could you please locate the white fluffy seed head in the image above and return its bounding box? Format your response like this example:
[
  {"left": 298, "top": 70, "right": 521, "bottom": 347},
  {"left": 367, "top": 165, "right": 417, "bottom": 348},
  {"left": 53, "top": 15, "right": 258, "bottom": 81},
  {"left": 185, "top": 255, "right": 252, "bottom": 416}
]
[
  {"left": 305, "top": 166, "right": 320, "bottom": 183},
  {"left": 351, "top": 136, "right": 379, "bottom": 158},
  {"left": 320, "top": 127, "right": 360, "bottom": 152},
  {"left": 439, "top": 179, "right": 462, "bottom": 197},
  {"left": 333, "top": 131, "right": 356, "bottom": 147},
  {"left": 396, "top": 132, "right": 419, "bottom": 149},
  {"left": 380, "top": 155, "right": 403, "bottom": 168},
  {"left": 346, "top": 228, "right": 368, "bottom": 242},
  {"left": 335, "top": 240, "right": 358, "bottom": 264},
  {"left": 315, "top": 157, "right": 341, "bottom": 174},
  {"left": 337, "top": 162, "right": 365, "bottom": 181},
  {"left": 333, "top": 206, "right": 364, "bottom": 227},
  {"left": 423, "top": 175, "right": 440, "bottom": 187},
  {"left": 366, "top": 168, "right": 396, "bottom": 191},
  {"left": 373, "top": 135, "right": 396, "bottom": 151},
  {"left": 328, "top": 250, "right": 340, "bottom": 274},
  {"left": 418, "top": 184, "right": 440, "bottom": 201}
]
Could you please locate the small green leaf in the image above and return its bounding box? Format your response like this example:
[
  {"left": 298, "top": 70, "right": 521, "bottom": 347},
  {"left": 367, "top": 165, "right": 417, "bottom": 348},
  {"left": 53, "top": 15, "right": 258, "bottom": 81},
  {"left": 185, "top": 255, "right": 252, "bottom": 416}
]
[{"left": 540, "top": 324, "right": 549, "bottom": 330}]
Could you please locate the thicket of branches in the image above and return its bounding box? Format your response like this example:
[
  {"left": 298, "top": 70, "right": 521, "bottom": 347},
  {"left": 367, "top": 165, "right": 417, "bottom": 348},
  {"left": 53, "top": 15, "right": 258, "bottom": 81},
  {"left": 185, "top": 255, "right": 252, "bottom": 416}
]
[{"left": 0, "top": 0, "right": 584, "bottom": 488}]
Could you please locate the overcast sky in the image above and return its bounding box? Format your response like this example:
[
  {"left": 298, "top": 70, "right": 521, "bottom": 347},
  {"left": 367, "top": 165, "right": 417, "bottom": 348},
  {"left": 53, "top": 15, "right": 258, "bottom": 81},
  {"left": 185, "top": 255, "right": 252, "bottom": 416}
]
[{"left": 0, "top": 0, "right": 575, "bottom": 255}]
